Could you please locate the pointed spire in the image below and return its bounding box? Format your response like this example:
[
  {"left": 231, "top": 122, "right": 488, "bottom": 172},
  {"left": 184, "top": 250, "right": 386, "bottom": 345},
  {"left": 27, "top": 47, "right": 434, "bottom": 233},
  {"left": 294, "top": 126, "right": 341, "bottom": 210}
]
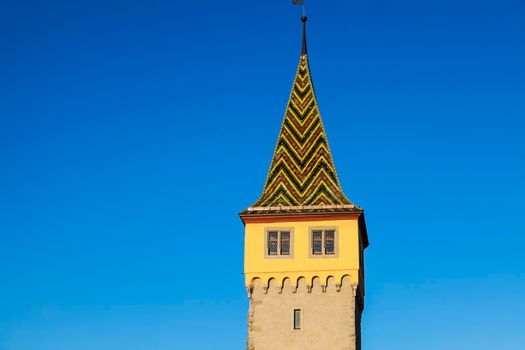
[
  {"left": 245, "top": 16, "right": 357, "bottom": 213},
  {"left": 301, "top": 16, "right": 308, "bottom": 56}
]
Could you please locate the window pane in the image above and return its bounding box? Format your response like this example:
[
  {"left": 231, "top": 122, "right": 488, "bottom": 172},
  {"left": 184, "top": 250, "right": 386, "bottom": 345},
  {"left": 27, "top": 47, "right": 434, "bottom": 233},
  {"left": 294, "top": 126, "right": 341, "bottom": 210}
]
[
  {"left": 312, "top": 231, "right": 322, "bottom": 254},
  {"left": 268, "top": 231, "right": 278, "bottom": 255},
  {"left": 280, "top": 232, "right": 290, "bottom": 255},
  {"left": 294, "top": 309, "right": 301, "bottom": 329},
  {"left": 325, "top": 230, "right": 335, "bottom": 254}
]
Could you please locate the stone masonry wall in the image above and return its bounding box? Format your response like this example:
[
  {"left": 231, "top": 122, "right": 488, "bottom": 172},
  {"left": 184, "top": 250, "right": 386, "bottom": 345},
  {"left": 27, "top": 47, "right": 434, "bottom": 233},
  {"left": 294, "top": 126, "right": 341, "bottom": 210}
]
[{"left": 247, "top": 276, "right": 361, "bottom": 350}]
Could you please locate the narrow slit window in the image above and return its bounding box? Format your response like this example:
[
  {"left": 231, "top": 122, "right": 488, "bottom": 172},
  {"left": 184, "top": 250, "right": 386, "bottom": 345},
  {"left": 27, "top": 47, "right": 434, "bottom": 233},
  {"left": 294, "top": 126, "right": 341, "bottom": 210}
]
[{"left": 293, "top": 309, "right": 301, "bottom": 330}]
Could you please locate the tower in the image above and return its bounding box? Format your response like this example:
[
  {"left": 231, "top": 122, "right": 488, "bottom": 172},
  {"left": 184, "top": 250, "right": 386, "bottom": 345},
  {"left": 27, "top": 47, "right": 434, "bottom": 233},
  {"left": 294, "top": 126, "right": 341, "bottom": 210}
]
[{"left": 240, "top": 16, "right": 369, "bottom": 350}]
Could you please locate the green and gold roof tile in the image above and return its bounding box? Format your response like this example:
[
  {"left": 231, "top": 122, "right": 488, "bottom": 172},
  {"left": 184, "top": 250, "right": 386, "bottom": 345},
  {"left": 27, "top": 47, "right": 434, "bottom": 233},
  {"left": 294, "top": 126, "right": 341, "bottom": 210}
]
[{"left": 244, "top": 17, "right": 358, "bottom": 215}]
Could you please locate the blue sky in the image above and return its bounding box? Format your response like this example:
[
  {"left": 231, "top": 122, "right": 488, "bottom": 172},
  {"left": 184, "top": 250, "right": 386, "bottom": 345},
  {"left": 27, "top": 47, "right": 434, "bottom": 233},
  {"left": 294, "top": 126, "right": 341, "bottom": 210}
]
[{"left": 1, "top": 0, "right": 524, "bottom": 349}]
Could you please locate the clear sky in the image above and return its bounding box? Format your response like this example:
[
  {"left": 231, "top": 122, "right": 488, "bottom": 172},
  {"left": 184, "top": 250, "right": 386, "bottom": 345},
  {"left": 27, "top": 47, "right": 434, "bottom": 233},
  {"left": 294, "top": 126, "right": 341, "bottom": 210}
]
[{"left": 1, "top": 0, "right": 524, "bottom": 349}]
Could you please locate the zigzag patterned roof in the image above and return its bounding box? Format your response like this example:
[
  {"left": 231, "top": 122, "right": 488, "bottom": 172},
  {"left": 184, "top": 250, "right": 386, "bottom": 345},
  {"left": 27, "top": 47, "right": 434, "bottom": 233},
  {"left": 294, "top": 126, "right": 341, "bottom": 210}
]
[{"left": 247, "top": 17, "right": 356, "bottom": 213}]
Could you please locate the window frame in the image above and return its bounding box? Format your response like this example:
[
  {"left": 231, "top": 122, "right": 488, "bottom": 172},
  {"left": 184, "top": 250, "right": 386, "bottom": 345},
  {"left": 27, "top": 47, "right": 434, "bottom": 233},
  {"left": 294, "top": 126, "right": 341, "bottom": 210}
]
[
  {"left": 308, "top": 227, "right": 339, "bottom": 258},
  {"left": 312, "top": 230, "right": 323, "bottom": 255},
  {"left": 267, "top": 231, "right": 279, "bottom": 255},
  {"left": 324, "top": 230, "right": 335, "bottom": 255},
  {"left": 264, "top": 227, "right": 294, "bottom": 258},
  {"left": 280, "top": 231, "right": 291, "bottom": 255}
]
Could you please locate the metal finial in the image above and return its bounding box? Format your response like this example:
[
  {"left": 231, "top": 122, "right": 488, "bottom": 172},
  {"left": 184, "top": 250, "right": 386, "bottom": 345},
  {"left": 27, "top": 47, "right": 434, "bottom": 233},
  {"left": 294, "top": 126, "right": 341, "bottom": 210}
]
[
  {"left": 301, "top": 15, "right": 307, "bottom": 55},
  {"left": 292, "top": 1, "right": 307, "bottom": 55}
]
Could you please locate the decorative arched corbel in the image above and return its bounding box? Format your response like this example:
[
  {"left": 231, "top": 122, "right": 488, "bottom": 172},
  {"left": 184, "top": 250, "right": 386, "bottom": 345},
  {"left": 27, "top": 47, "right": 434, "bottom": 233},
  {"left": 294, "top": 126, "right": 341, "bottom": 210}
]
[{"left": 351, "top": 284, "right": 358, "bottom": 297}]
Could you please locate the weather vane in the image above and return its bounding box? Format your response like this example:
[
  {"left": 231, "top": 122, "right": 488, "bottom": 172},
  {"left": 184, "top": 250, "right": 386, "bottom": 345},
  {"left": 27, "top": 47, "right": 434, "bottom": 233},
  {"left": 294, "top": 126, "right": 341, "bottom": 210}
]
[{"left": 292, "top": 0, "right": 306, "bottom": 17}]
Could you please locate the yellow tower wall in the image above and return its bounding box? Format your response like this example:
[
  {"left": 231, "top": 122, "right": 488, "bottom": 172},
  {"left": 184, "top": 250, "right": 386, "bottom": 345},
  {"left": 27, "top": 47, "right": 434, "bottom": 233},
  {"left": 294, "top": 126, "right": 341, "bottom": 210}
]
[{"left": 243, "top": 216, "right": 362, "bottom": 289}]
